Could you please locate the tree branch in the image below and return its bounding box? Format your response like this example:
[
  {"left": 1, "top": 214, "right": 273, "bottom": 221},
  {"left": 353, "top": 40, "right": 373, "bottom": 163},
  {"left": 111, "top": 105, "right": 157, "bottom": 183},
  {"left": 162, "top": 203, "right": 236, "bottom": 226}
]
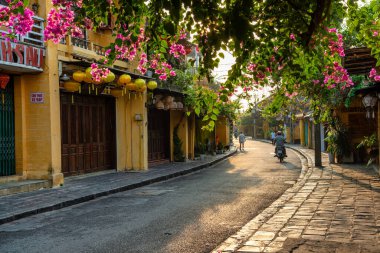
[
  {"left": 302, "top": 0, "right": 332, "bottom": 47},
  {"left": 285, "top": 0, "right": 311, "bottom": 27}
]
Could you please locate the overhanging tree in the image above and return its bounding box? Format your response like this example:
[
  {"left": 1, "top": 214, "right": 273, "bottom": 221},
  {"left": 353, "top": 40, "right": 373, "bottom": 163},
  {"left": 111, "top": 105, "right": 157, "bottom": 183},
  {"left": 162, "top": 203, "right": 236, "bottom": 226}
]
[{"left": 3, "top": 0, "right": 380, "bottom": 125}]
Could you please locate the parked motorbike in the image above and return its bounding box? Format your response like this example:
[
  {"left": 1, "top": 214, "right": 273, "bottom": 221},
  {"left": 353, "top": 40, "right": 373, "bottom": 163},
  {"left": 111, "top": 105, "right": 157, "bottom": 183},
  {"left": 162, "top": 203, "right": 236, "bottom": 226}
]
[{"left": 275, "top": 146, "right": 286, "bottom": 163}]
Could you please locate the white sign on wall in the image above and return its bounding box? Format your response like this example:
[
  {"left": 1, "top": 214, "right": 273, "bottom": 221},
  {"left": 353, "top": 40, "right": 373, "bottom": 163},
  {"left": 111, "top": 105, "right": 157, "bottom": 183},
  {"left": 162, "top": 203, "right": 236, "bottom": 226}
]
[{"left": 30, "top": 92, "right": 44, "bottom": 104}]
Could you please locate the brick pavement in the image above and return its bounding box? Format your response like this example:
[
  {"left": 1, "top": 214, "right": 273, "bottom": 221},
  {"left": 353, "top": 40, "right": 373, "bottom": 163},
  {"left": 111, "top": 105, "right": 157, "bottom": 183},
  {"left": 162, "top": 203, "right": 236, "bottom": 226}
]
[{"left": 213, "top": 144, "right": 380, "bottom": 253}]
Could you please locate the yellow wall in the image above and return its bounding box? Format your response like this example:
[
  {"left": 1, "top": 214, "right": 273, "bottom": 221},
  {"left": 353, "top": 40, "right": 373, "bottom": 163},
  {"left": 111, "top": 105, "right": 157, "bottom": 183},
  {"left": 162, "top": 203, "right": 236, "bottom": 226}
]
[
  {"left": 378, "top": 102, "right": 380, "bottom": 175},
  {"left": 187, "top": 113, "right": 195, "bottom": 159},
  {"left": 170, "top": 110, "right": 188, "bottom": 161},
  {"left": 216, "top": 117, "right": 229, "bottom": 147},
  {"left": 299, "top": 119, "right": 305, "bottom": 146},
  {"left": 115, "top": 96, "right": 128, "bottom": 170},
  {"left": 294, "top": 123, "right": 300, "bottom": 142},
  {"left": 286, "top": 128, "right": 291, "bottom": 143},
  {"left": 263, "top": 121, "right": 269, "bottom": 139},
  {"left": 115, "top": 92, "right": 148, "bottom": 170},
  {"left": 4, "top": 0, "right": 64, "bottom": 186},
  {"left": 13, "top": 45, "right": 63, "bottom": 186}
]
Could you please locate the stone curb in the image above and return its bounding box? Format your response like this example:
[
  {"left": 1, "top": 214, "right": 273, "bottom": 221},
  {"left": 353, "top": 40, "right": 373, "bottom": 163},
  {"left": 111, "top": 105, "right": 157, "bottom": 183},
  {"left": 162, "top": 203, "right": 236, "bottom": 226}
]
[
  {"left": 212, "top": 140, "right": 315, "bottom": 253},
  {"left": 0, "top": 149, "right": 237, "bottom": 225}
]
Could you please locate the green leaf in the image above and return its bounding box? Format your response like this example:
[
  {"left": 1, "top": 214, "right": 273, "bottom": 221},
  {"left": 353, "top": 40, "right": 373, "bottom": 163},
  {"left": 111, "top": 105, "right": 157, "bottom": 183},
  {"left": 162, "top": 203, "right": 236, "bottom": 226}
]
[
  {"left": 161, "top": 40, "right": 168, "bottom": 48},
  {"left": 115, "top": 39, "right": 122, "bottom": 47}
]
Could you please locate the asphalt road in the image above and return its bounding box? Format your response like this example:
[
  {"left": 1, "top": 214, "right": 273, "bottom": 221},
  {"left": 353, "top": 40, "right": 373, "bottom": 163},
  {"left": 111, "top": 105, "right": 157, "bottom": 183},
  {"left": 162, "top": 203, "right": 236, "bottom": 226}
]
[{"left": 0, "top": 140, "right": 301, "bottom": 253}]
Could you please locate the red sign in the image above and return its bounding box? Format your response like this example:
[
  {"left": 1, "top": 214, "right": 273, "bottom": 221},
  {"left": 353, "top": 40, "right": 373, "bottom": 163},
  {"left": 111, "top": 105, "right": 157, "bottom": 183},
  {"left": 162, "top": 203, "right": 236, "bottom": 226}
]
[{"left": 0, "top": 40, "right": 45, "bottom": 69}]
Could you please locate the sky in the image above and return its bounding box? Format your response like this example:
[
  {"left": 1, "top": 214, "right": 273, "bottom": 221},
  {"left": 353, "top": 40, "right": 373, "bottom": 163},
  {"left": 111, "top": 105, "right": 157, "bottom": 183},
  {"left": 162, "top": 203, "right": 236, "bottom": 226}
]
[
  {"left": 212, "top": 50, "right": 272, "bottom": 111},
  {"left": 212, "top": 50, "right": 236, "bottom": 83}
]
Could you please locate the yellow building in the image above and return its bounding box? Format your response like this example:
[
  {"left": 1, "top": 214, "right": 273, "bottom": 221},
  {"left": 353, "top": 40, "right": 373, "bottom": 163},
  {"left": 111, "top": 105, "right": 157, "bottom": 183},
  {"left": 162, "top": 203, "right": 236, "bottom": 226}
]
[
  {"left": 0, "top": 1, "right": 56, "bottom": 186},
  {"left": 0, "top": 0, "right": 202, "bottom": 193}
]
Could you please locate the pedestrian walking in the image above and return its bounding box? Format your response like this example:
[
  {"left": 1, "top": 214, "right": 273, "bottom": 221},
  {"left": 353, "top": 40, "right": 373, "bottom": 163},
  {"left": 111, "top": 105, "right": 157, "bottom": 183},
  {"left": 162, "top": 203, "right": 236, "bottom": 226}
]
[
  {"left": 234, "top": 130, "right": 238, "bottom": 139},
  {"left": 238, "top": 132, "right": 246, "bottom": 151},
  {"left": 270, "top": 130, "right": 275, "bottom": 145}
]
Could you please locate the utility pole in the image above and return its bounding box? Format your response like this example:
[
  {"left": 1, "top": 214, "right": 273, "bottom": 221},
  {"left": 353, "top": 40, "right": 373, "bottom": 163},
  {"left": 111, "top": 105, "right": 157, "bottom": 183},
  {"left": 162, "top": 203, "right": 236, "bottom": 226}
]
[
  {"left": 314, "top": 122, "right": 322, "bottom": 167},
  {"left": 290, "top": 113, "right": 293, "bottom": 144},
  {"left": 252, "top": 94, "right": 258, "bottom": 139}
]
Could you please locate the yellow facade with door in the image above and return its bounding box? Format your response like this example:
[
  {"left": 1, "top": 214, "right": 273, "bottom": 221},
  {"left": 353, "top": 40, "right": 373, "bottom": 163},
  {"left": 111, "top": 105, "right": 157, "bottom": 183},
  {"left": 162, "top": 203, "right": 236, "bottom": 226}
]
[
  {"left": 1, "top": 0, "right": 222, "bottom": 191},
  {"left": 1, "top": 0, "right": 147, "bottom": 188},
  {"left": 0, "top": 1, "right": 64, "bottom": 186}
]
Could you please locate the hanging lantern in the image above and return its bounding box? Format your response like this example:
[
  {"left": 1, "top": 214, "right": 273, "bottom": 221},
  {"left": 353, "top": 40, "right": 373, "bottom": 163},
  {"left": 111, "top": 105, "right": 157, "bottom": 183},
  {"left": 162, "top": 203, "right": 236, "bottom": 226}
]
[
  {"left": 83, "top": 75, "right": 93, "bottom": 84},
  {"left": 165, "top": 96, "right": 173, "bottom": 103},
  {"left": 170, "top": 101, "right": 178, "bottom": 110},
  {"left": 104, "top": 71, "right": 115, "bottom": 83},
  {"left": 147, "top": 80, "right": 158, "bottom": 90},
  {"left": 0, "top": 74, "right": 10, "bottom": 89},
  {"left": 63, "top": 81, "right": 81, "bottom": 92},
  {"left": 362, "top": 94, "right": 378, "bottom": 119},
  {"left": 85, "top": 67, "right": 92, "bottom": 78},
  {"left": 110, "top": 88, "right": 124, "bottom": 98},
  {"left": 126, "top": 82, "right": 137, "bottom": 91},
  {"left": 92, "top": 78, "right": 103, "bottom": 85},
  {"left": 72, "top": 71, "right": 86, "bottom": 82},
  {"left": 118, "top": 74, "right": 132, "bottom": 84},
  {"left": 116, "top": 77, "right": 125, "bottom": 87},
  {"left": 176, "top": 101, "right": 184, "bottom": 110},
  {"left": 137, "top": 84, "right": 147, "bottom": 93},
  {"left": 134, "top": 78, "right": 146, "bottom": 90},
  {"left": 155, "top": 94, "right": 163, "bottom": 101},
  {"left": 155, "top": 100, "right": 164, "bottom": 109}
]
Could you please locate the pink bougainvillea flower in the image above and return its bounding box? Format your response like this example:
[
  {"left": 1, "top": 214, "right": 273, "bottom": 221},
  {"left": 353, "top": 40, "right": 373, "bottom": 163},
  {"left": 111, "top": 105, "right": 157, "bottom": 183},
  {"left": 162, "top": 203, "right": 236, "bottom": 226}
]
[
  {"left": 369, "top": 68, "right": 377, "bottom": 78},
  {"left": 289, "top": 33, "right": 295, "bottom": 40},
  {"left": 90, "top": 63, "right": 110, "bottom": 82},
  {"left": 159, "top": 73, "right": 167, "bottom": 80},
  {"left": 247, "top": 63, "right": 257, "bottom": 72},
  {"left": 169, "top": 43, "right": 186, "bottom": 58}
]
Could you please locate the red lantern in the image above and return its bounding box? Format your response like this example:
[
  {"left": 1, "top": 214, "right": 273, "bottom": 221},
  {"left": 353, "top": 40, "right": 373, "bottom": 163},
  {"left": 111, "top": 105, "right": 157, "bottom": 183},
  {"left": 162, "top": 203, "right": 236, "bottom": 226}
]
[{"left": 0, "top": 74, "right": 10, "bottom": 90}]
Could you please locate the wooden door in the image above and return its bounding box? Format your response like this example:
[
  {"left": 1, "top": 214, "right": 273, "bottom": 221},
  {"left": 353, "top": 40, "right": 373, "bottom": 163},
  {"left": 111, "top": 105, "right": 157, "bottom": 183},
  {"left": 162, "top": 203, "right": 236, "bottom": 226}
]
[
  {"left": 148, "top": 108, "right": 170, "bottom": 164},
  {"left": 61, "top": 93, "right": 115, "bottom": 176}
]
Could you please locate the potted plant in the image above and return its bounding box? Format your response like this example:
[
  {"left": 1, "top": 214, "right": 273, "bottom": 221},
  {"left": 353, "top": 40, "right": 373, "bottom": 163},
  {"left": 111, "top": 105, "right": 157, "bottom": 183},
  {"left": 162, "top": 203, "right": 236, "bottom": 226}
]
[
  {"left": 216, "top": 142, "right": 224, "bottom": 154},
  {"left": 325, "top": 118, "right": 350, "bottom": 164},
  {"left": 173, "top": 125, "right": 185, "bottom": 162},
  {"left": 325, "top": 130, "right": 338, "bottom": 163},
  {"left": 198, "top": 143, "right": 206, "bottom": 160},
  {"left": 357, "top": 133, "right": 378, "bottom": 166}
]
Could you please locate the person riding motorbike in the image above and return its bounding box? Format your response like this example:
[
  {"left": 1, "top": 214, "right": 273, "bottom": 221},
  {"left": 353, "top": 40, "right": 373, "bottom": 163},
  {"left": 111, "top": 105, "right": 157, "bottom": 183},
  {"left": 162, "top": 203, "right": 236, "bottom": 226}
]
[{"left": 273, "top": 131, "right": 287, "bottom": 157}]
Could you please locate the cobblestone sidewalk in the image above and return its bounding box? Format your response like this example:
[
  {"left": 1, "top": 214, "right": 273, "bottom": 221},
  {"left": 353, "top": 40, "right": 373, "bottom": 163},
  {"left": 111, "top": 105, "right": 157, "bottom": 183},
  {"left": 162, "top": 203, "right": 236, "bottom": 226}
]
[{"left": 213, "top": 145, "right": 380, "bottom": 253}]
